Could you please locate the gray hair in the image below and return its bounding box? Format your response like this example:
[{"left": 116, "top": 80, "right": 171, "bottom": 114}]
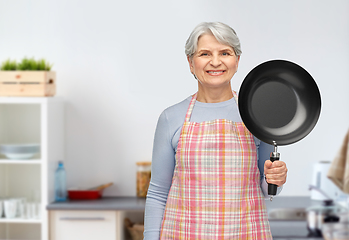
[{"left": 185, "top": 22, "right": 242, "bottom": 59}]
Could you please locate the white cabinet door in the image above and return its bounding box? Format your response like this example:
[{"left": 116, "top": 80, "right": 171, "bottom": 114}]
[{"left": 50, "top": 210, "right": 120, "bottom": 240}]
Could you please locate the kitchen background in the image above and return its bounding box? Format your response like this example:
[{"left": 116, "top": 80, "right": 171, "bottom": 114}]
[{"left": 0, "top": 0, "right": 348, "bottom": 197}]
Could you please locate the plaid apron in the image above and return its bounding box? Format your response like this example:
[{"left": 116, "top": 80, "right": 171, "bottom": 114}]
[{"left": 160, "top": 92, "right": 272, "bottom": 240}]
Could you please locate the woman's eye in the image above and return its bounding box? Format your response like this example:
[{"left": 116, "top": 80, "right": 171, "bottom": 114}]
[
  {"left": 200, "top": 53, "right": 208, "bottom": 56},
  {"left": 222, "top": 52, "right": 229, "bottom": 56}
]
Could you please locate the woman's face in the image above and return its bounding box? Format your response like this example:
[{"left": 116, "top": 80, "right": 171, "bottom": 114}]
[{"left": 188, "top": 34, "right": 240, "bottom": 90}]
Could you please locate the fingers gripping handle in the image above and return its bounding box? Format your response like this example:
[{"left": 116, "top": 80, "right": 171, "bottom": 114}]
[{"left": 268, "top": 142, "right": 280, "bottom": 200}]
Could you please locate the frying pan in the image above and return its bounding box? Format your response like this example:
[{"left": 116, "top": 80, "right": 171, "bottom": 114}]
[{"left": 238, "top": 60, "right": 321, "bottom": 199}]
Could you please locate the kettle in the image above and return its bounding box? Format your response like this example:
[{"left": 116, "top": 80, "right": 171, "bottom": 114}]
[
  {"left": 311, "top": 161, "right": 340, "bottom": 200},
  {"left": 307, "top": 185, "right": 345, "bottom": 237}
]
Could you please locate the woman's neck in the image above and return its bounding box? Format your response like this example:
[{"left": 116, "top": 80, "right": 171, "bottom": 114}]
[{"left": 196, "top": 86, "right": 234, "bottom": 103}]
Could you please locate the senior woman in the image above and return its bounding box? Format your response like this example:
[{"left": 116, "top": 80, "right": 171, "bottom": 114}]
[{"left": 144, "top": 22, "right": 288, "bottom": 239}]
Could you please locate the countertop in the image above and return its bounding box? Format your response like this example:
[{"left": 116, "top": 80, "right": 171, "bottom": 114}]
[
  {"left": 47, "top": 196, "right": 324, "bottom": 239},
  {"left": 47, "top": 195, "right": 316, "bottom": 212},
  {"left": 46, "top": 196, "right": 146, "bottom": 211}
]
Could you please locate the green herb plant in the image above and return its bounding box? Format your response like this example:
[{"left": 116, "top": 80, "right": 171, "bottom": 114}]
[
  {"left": 37, "top": 59, "right": 53, "bottom": 71},
  {"left": 0, "top": 58, "right": 53, "bottom": 71},
  {"left": 0, "top": 59, "right": 17, "bottom": 70}
]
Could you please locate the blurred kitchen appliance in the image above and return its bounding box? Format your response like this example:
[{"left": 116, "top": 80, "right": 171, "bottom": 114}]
[
  {"left": 306, "top": 199, "right": 342, "bottom": 237},
  {"left": 311, "top": 161, "right": 340, "bottom": 200}
]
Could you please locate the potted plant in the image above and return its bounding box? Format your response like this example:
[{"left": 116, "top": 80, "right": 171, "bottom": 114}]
[{"left": 0, "top": 57, "right": 56, "bottom": 97}]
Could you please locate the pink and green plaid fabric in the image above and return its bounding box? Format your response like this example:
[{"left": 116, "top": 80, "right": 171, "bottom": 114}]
[{"left": 160, "top": 92, "right": 272, "bottom": 240}]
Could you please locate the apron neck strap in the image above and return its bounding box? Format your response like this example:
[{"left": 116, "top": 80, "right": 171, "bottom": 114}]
[
  {"left": 232, "top": 91, "right": 238, "bottom": 106},
  {"left": 185, "top": 92, "right": 198, "bottom": 122}
]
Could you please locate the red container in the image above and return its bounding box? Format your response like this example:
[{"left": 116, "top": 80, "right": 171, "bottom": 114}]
[
  {"left": 67, "top": 182, "right": 113, "bottom": 200},
  {"left": 68, "top": 190, "right": 103, "bottom": 200}
]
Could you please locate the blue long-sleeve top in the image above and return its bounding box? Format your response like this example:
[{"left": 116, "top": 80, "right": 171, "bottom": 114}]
[{"left": 143, "top": 95, "right": 282, "bottom": 239}]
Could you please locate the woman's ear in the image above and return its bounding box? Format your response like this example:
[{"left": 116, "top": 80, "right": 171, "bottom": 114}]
[
  {"left": 236, "top": 55, "right": 241, "bottom": 71},
  {"left": 187, "top": 55, "right": 194, "bottom": 74}
]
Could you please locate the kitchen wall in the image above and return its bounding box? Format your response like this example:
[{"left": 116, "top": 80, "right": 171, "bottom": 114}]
[{"left": 0, "top": 0, "right": 348, "bottom": 197}]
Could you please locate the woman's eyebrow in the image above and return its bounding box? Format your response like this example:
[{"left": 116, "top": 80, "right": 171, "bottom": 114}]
[
  {"left": 219, "top": 48, "right": 234, "bottom": 52},
  {"left": 197, "top": 49, "right": 210, "bottom": 53},
  {"left": 197, "top": 48, "right": 233, "bottom": 52}
]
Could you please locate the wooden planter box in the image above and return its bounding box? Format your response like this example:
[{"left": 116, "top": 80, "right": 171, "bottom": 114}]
[{"left": 0, "top": 71, "right": 56, "bottom": 97}]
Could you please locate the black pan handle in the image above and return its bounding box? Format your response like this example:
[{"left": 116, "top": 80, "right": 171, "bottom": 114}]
[
  {"left": 268, "top": 152, "right": 280, "bottom": 196},
  {"left": 268, "top": 141, "right": 280, "bottom": 197}
]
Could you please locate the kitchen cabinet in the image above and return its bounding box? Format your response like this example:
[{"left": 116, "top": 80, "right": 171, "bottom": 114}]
[
  {"left": 0, "top": 97, "right": 64, "bottom": 240},
  {"left": 49, "top": 210, "right": 120, "bottom": 240},
  {"left": 47, "top": 197, "right": 146, "bottom": 240},
  {"left": 49, "top": 210, "right": 144, "bottom": 240}
]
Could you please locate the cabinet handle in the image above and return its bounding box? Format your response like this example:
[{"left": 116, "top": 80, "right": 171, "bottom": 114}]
[{"left": 59, "top": 217, "right": 106, "bottom": 221}]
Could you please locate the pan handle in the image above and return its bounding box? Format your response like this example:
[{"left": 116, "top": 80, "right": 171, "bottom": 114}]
[
  {"left": 268, "top": 152, "right": 280, "bottom": 196},
  {"left": 268, "top": 142, "right": 280, "bottom": 198}
]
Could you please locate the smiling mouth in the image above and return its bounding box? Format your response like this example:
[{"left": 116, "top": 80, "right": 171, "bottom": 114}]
[{"left": 207, "top": 70, "right": 225, "bottom": 76}]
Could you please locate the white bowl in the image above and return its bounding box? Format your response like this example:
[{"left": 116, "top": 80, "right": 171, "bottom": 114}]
[{"left": 0, "top": 144, "right": 40, "bottom": 160}]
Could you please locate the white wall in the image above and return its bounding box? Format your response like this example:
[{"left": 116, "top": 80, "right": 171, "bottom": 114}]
[{"left": 1, "top": 0, "right": 348, "bottom": 196}]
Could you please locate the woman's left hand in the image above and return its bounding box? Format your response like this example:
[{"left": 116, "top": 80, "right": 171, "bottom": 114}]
[{"left": 264, "top": 160, "right": 288, "bottom": 187}]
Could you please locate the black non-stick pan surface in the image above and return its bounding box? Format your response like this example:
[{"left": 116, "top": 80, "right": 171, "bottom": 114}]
[{"left": 238, "top": 60, "right": 321, "bottom": 146}]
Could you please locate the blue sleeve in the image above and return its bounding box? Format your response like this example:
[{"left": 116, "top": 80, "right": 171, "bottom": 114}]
[
  {"left": 143, "top": 111, "right": 175, "bottom": 240},
  {"left": 257, "top": 139, "right": 273, "bottom": 180}
]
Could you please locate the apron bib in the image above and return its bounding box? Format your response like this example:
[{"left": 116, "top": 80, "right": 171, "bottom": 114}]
[{"left": 160, "top": 92, "right": 272, "bottom": 240}]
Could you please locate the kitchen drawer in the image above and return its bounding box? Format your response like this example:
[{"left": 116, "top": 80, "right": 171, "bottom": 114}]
[{"left": 49, "top": 210, "right": 120, "bottom": 240}]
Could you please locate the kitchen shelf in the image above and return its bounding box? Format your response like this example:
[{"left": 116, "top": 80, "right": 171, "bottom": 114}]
[
  {"left": 0, "top": 96, "right": 54, "bottom": 104},
  {"left": 0, "top": 160, "right": 41, "bottom": 164},
  {"left": 0, "top": 218, "right": 41, "bottom": 224},
  {"left": 0, "top": 97, "right": 64, "bottom": 240}
]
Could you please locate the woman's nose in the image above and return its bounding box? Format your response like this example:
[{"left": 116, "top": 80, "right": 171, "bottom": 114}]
[{"left": 210, "top": 55, "right": 221, "bottom": 67}]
